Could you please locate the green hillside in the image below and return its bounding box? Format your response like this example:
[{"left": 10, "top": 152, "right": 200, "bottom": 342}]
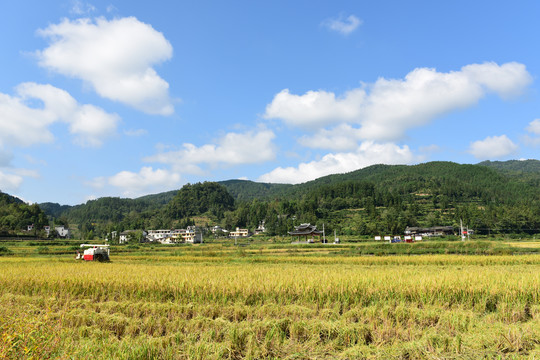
[
  {"left": 0, "top": 192, "right": 48, "bottom": 235},
  {"left": 478, "top": 159, "right": 540, "bottom": 174},
  {"left": 478, "top": 160, "right": 540, "bottom": 188},
  {"left": 219, "top": 179, "right": 292, "bottom": 201},
  {"left": 34, "top": 161, "right": 540, "bottom": 239}
]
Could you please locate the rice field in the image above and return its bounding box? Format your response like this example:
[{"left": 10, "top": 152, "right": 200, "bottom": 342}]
[{"left": 1, "top": 242, "right": 540, "bottom": 359}]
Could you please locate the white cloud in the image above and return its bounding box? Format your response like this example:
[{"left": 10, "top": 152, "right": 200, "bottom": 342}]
[
  {"left": 0, "top": 171, "right": 24, "bottom": 192},
  {"left": 69, "top": 104, "right": 120, "bottom": 147},
  {"left": 0, "top": 157, "right": 40, "bottom": 193},
  {"left": 298, "top": 124, "right": 364, "bottom": 151},
  {"left": 523, "top": 119, "right": 540, "bottom": 146},
  {"left": 526, "top": 119, "right": 540, "bottom": 135},
  {"left": 70, "top": 1, "right": 96, "bottom": 15},
  {"left": 145, "top": 129, "right": 276, "bottom": 173},
  {"left": 37, "top": 17, "right": 174, "bottom": 115},
  {"left": 265, "top": 62, "right": 532, "bottom": 142},
  {"left": 265, "top": 88, "right": 365, "bottom": 129},
  {"left": 0, "top": 89, "right": 56, "bottom": 148},
  {"left": 0, "top": 82, "right": 119, "bottom": 148},
  {"left": 258, "top": 141, "right": 416, "bottom": 184},
  {"left": 87, "top": 129, "right": 272, "bottom": 197},
  {"left": 89, "top": 167, "right": 181, "bottom": 197},
  {"left": 468, "top": 135, "right": 518, "bottom": 160},
  {"left": 322, "top": 14, "right": 362, "bottom": 35}
]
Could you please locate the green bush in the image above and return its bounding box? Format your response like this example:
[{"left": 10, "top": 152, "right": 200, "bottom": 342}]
[{"left": 0, "top": 246, "right": 13, "bottom": 256}]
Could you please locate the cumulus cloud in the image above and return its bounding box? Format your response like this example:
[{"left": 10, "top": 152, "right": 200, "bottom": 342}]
[
  {"left": 0, "top": 171, "right": 24, "bottom": 192},
  {"left": 69, "top": 104, "right": 119, "bottom": 147},
  {"left": 322, "top": 14, "right": 362, "bottom": 35},
  {"left": 36, "top": 17, "right": 174, "bottom": 115},
  {"left": 468, "top": 135, "right": 518, "bottom": 160},
  {"left": 0, "top": 82, "right": 119, "bottom": 148},
  {"left": 265, "top": 62, "right": 532, "bottom": 142},
  {"left": 90, "top": 167, "right": 181, "bottom": 198},
  {"left": 258, "top": 141, "right": 416, "bottom": 184},
  {"left": 298, "top": 124, "right": 364, "bottom": 151},
  {"left": 145, "top": 129, "right": 276, "bottom": 173},
  {"left": 265, "top": 89, "right": 365, "bottom": 129},
  {"left": 526, "top": 119, "right": 540, "bottom": 135},
  {"left": 87, "top": 129, "right": 276, "bottom": 198},
  {"left": 523, "top": 119, "right": 540, "bottom": 146}
]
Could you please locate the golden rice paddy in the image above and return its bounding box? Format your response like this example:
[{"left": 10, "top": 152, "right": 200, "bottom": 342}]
[{"left": 1, "top": 244, "right": 540, "bottom": 359}]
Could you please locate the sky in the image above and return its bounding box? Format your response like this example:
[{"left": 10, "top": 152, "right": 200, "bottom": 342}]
[{"left": 1, "top": 0, "right": 540, "bottom": 205}]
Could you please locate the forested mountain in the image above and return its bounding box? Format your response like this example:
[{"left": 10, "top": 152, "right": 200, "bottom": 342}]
[
  {"left": 478, "top": 159, "right": 540, "bottom": 174},
  {"left": 38, "top": 202, "right": 73, "bottom": 218},
  {"left": 134, "top": 190, "right": 178, "bottom": 205},
  {"left": 34, "top": 161, "right": 540, "bottom": 239},
  {"left": 219, "top": 180, "right": 291, "bottom": 201},
  {"left": 164, "top": 182, "right": 235, "bottom": 219},
  {"left": 478, "top": 160, "right": 540, "bottom": 188},
  {"left": 0, "top": 192, "right": 48, "bottom": 234}
]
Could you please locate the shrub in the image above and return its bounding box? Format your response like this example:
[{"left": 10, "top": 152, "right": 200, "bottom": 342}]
[{"left": 0, "top": 246, "right": 13, "bottom": 256}]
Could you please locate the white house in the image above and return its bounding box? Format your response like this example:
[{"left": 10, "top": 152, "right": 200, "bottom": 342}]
[
  {"left": 146, "top": 229, "right": 173, "bottom": 242},
  {"left": 146, "top": 227, "right": 203, "bottom": 244},
  {"left": 255, "top": 221, "right": 266, "bottom": 235},
  {"left": 183, "top": 226, "right": 203, "bottom": 243},
  {"left": 230, "top": 227, "right": 249, "bottom": 238},
  {"left": 119, "top": 230, "right": 147, "bottom": 244},
  {"left": 55, "top": 226, "right": 71, "bottom": 238}
]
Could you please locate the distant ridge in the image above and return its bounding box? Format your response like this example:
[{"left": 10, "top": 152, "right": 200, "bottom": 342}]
[
  {"left": 478, "top": 159, "right": 540, "bottom": 174},
  {"left": 26, "top": 159, "right": 540, "bottom": 238},
  {"left": 37, "top": 160, "right": 540, "bottom": 208}
]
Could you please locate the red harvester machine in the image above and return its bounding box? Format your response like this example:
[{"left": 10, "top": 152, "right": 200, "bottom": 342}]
[{"left": 76, "top": 244, "right": 110, "bottom": 262}]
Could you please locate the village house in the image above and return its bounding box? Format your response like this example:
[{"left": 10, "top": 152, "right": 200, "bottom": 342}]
[
  {"left": 55, "top": 226, "right": 71, "bottom": 238},
  {"left": 211, "top": 225, "right": 228, "bottom": 236},
  {"left": 146, "top": 227, "right": 203, "bottom": 244},
  {"left": 255, "top": 221, "right": 266, "bottom": 235},
  {"left": 182, "top": 226, "right": 203, "bottom": 243},
  {"left": 119, "top": 230, "right": 147, "bottom": 244},
  {"left": 230, "top": 227, "right": 249, "bottom": 238},
  {"left": 146, "top": 229, "right": 172, "bottom": 242}
]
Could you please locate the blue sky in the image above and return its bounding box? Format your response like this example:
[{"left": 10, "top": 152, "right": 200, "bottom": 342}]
[{"left": 1, "top": 0, "right": 539, "bottom": 205}]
